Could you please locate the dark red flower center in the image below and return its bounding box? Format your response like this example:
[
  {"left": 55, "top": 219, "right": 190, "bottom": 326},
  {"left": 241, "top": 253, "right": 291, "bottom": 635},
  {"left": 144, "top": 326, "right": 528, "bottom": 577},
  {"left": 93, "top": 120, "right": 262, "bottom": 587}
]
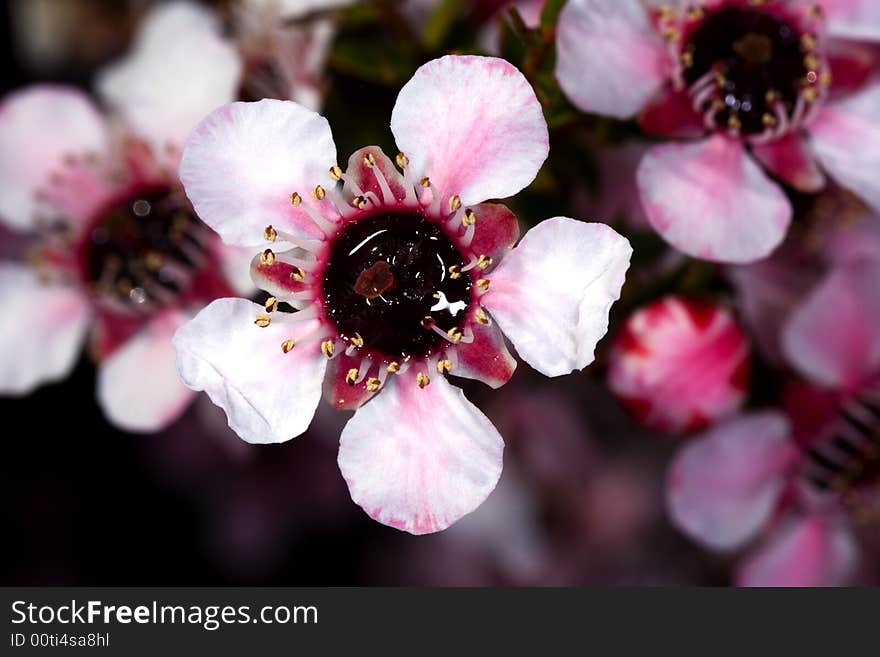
[
  {"left": 321, "top": 211, "right": 472, "bottom": 359},
  {"left": 78, "top": 185, "right": 208, "bottom": 309},
  {"left": 682, "top": 4, "right": 821, "bottom": 136}
]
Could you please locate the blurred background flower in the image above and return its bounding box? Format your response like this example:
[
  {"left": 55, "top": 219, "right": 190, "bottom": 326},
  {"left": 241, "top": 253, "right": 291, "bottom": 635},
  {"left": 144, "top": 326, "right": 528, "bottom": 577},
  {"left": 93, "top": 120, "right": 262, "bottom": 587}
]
[{"left": 2, "top": 0, "right": 879, "bottom": 586}]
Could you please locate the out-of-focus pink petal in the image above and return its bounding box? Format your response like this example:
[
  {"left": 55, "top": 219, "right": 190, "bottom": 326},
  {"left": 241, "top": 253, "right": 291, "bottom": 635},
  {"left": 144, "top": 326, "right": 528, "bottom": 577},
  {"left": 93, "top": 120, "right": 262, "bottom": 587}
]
[
  {"left": 97, "top": 2, "right": 241, "bottom": 154},
  {"left": 0, "top": 263, "right": 91, "bottom": 394},
  {"left": 173, "top": 298, "right": 328, "bottom": 443},
  {"left": 556, "top": 0, "right": 670, "bottom": 119},
  {"left": 97, "top": 310, "right": 194, "bottom": 432},
  {"left": 453, "top": 312, "right": 517, "bottom": 389},
  {"left": 639, "top": 88, "right": 704, "bottom": 139},
  {"left": 242, "top": 0, "right": 354, "bottom": 19},
  {"left": 637, "top": 136, "right": 792, "bottom": 263},
  {"left": 826, "top": 39, "right": 876, "bottom": 96},
  {"left": 179, "top": 99, "right": 336, "bottom": 246},
  {"left": 338, "top": 370, "right": 504, "bottom": 535},
  {"left": 484, "top": 217, "right": 631, "bottom": 377},
  {"left": 737, "top": 515, "right": 859, "bottom": 586},
  {"left": 809, "top": 83, "right": 880, "bottom": 212},
  {"left": 608, "top": 297, "right": 750, "bottom": 433},
  {"left": 0, "top": 86, "right": 108, "bottom": 230},
  {"left": 666, "top": 412, "right": 797, "bottom": 550},
  {"left": 782, "top": 259, "right": 880, "bottom": 391},
  {"left": 751, "top": 133, "right": 826, "bottom": 193},
  {"left": 390, "top": 55, "right": 548, "bottom": 206},
  {"left": 818, "top": 0, "right": 880, "bottom": 42}
]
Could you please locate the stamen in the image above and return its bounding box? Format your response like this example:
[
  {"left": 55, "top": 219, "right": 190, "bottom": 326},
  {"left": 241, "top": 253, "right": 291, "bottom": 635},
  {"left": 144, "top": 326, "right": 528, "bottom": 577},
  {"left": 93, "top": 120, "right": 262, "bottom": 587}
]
[
  {"left": 437, "top": 359, "right": 453, "bottom": 375},
  {"left": 417, "top": 372, "right": 430, "bottom": 388},
  {"left": 281, "top": 338, "right": 296, "bottom": 353},
  {"left": 387, "top": 361, "right": 401, "bottom": 374},
  {"left": 321, "top": 339, "right": 336, "bottom": 357},
  {"left": 254, "top": 314, "right": 271, "bottom": 328},
  {"left": 264, "top": 225, "right": 278, "bottom": 242},
  {"left": 474, "top": 307, "right": 490, "bottom": 325},
  {"left": 365, "top": 377, "right": 382, "bottom": 392},
  {"left": 265, "top": 296, "right": 279, "bottom": 312},
  {"left": 364, "top": 154, "right": 397, "bottom": 205}
]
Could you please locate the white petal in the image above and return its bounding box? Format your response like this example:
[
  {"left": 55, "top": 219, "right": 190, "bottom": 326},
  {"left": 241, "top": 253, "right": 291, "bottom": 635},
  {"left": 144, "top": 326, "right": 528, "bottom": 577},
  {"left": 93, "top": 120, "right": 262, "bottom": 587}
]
[
  {"left": 0, "top": 86, "right": 108, "bottom": 230},
  {"left": 390, "top": 55, "right": 548, "bottom": 206},
  {"left": 819, "top": 0, "right": 880, "bottom": 42},
  {"left": 173, "top": 298, "right": 328, "bottom": 443},
  {"left": 242, "top": 0, "right": 355, "bottom": 20},
  {"left": 483, "top": 218, "right": 632, "bottom": 377},
  {"left": 338, "top": 371, "right": 504, "bottom": 534},
  {"left": 97, "top": 2, "right": 241, "bottom": 151},
  {"left": 0, "top": 263, "right": 90, "bottom": 394},
  {"left": 97, "top": 311, "right": 194, "bottom": 432},
  {"left": 179, "top": 99, "right": 337, "bottom": 246}
]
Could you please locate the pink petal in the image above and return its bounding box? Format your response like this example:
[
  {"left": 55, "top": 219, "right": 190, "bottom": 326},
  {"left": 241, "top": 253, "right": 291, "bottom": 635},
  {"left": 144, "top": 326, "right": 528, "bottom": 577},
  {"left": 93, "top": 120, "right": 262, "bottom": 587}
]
[
  {"left": 782, "top": 259, "right": 880, "bottom": 391},
  {"left": 639, "top": 87, "right": 705, "bottom": 139},
  {"left": 819, "top": 0, "right": 880, "bottom": 42},
  {"left": 453, "top": 313, "right": 517, "bottom": 389},
  {"left": 250, "top": 249, "right": 312, "bottom": 302},
  {"left": 179, "top": 99, "right": 337, "bottom": 246},
  {"left": 97, "top": 2, "right": 241, "bottom": 154},
  {"left": 0, "top": 263, "right": 91, "bottom": 394},
  {"left": 0, "top": 86, "right": 108, "bottom": 230},
  {"left": 484, "top": 218, "right": 632, "bottom": 377},
  {"left": 809, "top": 83, "right": 880, "bottom": 212},
  {"left": 467, "top": 202, "right": 520, "bottom": 265},
  {"left": 737, "top": 515, "right": 859, "bottom": 586},
  {"left": 341, "top": 146, "right": 408, "bottom": 204},
  {"left": 338, "top": 370, "right": 504, "bottom": 534},
  {"left": 637, "top": 136, "right": 792, "bottom": 263},
  {"left": 666, "top": 412, "right": 797, "bottom": 551},
  {"left": 173, "top": 298, "right": 328, "bottom": 443},
  {"left": 97, "top": 311, "right": 195, "bottom": 432},
  {"left": 390, "top": 55, "right": 548, "bottom": 206},
  {"left": 750, "top": 133, "right": 826, "bottom": 193},
  {"left": 556, "top": 0, "right": 670, "bottom": 118},
  {"left": 607, "top": 297, "right": 750, "bottom": 433},
  {"left": 323, "top": 351, "right": 378, "bottom": 411},
  {"left": 826, "top": 39, "right": 876, "bottom": 96}
]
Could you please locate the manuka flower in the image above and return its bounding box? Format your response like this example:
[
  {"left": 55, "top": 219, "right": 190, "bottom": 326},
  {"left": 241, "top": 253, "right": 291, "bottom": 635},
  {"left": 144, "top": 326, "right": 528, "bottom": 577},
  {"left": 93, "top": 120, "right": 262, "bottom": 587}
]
[
  {"left": 173, "top": 54, "right": 632, "bottom": 534},
  {"left": 607, "top": 296, "right": 750, "bottom": 433},
  {"left": 556, "top": 0, "right": 880, "bottom": 263},
  {"left": 0, "top": 2, "right": 248, "bottom": 431}
]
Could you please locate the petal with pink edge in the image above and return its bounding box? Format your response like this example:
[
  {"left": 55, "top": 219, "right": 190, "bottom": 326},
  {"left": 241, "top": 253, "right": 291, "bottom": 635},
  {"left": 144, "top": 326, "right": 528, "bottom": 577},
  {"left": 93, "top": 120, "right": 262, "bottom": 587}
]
[
  {"left": 250, "top": 249, "right": 312, "bottom": 305},
  {"left": 750, "top": 133, "right": 826, "bottom": 193},
  {"left": 637, "top": 136, "right": 792, "bottom": 263},
  {"left": 556, "top": 0, "right": 670, "bottom": 119},
  {"left": 483, "top": 218, "right": 631, "bottom": 377},
  {"left": 338, "top": 370, "right": 504, "bottom": 534},
  {"left": 782, "top": 259, "right": 880, "bottom": 390},
  {"left": 342, "top": 146, "right": 409, "bottom": 205},
  {"left": 819, "top": 0, "right": 880, "bottom": 42},
  {"left": 737, "top": 515, "right": 859, "bottom": 586},
  {"left": 0, "top": 86, "right": 108, "bottom": 230},
  {"left": 97, "top": 311, "right": 195, "bottom": 432},
  {"left": 666, "top": 412, "right": 797, "bottom": 551},
  {"left": 173, "top": 298, "right": 328, "bottom": 443},
  {"left": 453, "top": 312, "right": 517, "bottom": 389},
  {"left": 809, "top": 83, "right": 880, "bottom": 212},
  {"left": 467, "top": 203, "right": 520, "bottom": 267},
  {"left": 323, "top": 351, "right": 378, "bottom": 411},
  {"left": 97, "top": 2, "right": 241, "bottom": 154},
  {"left": 179, "top": 99, "right": 336, "bottom": 246},
  {"left": 390, "top": 55, "right": 548, "bottom": 206},
  {"left": 0, "top": 263, "right": 91, "bottom": 394}
]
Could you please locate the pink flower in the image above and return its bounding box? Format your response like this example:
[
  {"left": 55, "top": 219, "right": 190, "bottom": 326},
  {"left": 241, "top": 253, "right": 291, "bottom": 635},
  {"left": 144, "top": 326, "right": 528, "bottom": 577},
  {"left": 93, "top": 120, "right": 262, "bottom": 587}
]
[
  {"left": 173, "top": 54, "right": 632, "bottom": 534},
  {"left": 667, "top": 256, "right": 880, "bottom": 585},
  {"left": 607, "top": 296, "right": 750, "bottom": 433},
  {"left": 556, "top": 0, "right": 880, "bottom": 263},
  {"left": 0, "top": 2, "right": 247, "bottom": 432}
]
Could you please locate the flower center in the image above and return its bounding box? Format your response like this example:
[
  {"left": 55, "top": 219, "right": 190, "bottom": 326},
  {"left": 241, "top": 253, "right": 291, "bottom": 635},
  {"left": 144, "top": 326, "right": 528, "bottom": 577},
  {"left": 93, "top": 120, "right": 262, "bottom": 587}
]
[
  {"left": 79, "top": 185, "right": 207, "bottom": 310},
  {"left": 804, "top": 393, "right": 880, "bottom": 523},
  {"left": 680, "top": 3, "right": 825, "bottom": 137},
  {"left": 322, "top": 210, "right": 472, "bottom": 359}
]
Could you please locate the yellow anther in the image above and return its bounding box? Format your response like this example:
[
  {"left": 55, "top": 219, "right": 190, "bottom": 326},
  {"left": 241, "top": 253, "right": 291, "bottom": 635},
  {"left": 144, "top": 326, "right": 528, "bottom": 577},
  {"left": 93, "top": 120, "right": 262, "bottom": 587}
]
[
  {"left": 365, "top": 377, "right": 382, "bottom": 392},
  {"left": 807, "top": 4, "right": 823, "bottom": 19},
  {"left": 345, "top": 368, "right": 358, "bottom": 385},
  {"left": 329, "top": 165, "right": 343, "bottom": 181},
  {"left": 260, "top": 249, "right": 276, "bottom": 266},
  {"left": 396, "top": 152, "right": 409, "bottom": 169},
  {"left": 417, "top": 372, "right": 430, "bottom": 388},
  {"left": 145, "top": 251, "right": 163, "bottom": 271},
  {"left": 727, "top": 115, "right": 741, "bottom": 131},
  {"left": 449, "top": 195, "right": 462, "bottom": 211},
  {"left": 685, "top": 6, "right": 704, "bottom": 20},
  {"left": 476, "top": 254, "right": 492, "bottom": 270},
  {"left": 476, "top": 278, "right": 490, "bottom": 292},
  {"left": 290, "top": 266, "right": 305, "bottom": 282},
  {"left": 387, "top": 361, "right": 400, "bottom": 374},
  {"left": 802, "top": 86, "right": 819, "bottom": 102},
  {"left": 681, "top": 51, "right": 694, "bottom": 68},
  {"left": 281, "top": 338, "right": 296, "bottom": 353},
  {"left": 419, "top": 176, "right": 431, "bottom": 188},
  {"left": 447, "top": 327, "right": 463, "bottom": 343},
  {"left": 475, "top": 307, "right": 489, "bottom": 325},
  {"left": 801, "top": 33, "right": 817, "bottom": 51},
  {"left": 350, "top": 333, "right": 364, "bottom": 348},
  {"left": 312, "top": 185, "right": 326, "bottom": 201},
  {"left": 265, "top": 296, "right": 278, "bottom": 312},
  {"left": 290, "top": 192, "right": 302, "bottom": 206},
  {"left": 437, "top": 359, "right": 453, "bottom": 375},
  {"left": 462, "top": 209, "right": 477, "bottom": 226},
  {"left": 804, "top": 54, "right": 820, "bottom": 71},
  {"left": 448, "top": 265, "right": 461, "bottom": 279},
  {"left": 819, "top": 71, "right": 833, "bottom": 88},
  {"left": 255, "top": 314, "right": 271, "bottom": 328},
  {"left": 364, "top": 152, "right": 377, "bottom": 167},
  {"left": 762, "top": 113, "right": 777, "bottom": 127},
  {"left": 352, "top": 195, "right": 368, "bottom": 209},
  {"left": 264, "top": 225, "right": 278, "bottom": 242},
  {"left": 321, "top": 340, "right": 335, "bottom": 357},
  {"left": 765, "top": 89, "right": 779, "bottom": 104}
]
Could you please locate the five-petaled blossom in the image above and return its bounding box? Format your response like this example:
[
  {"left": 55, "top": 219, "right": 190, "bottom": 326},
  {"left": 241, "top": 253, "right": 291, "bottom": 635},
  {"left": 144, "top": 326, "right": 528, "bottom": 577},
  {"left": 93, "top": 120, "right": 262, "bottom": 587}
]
[
  {"left": 0, "top": 2, "right": 249, "bottom": 431},
  {"left": 173, "top": 54, "right": 632, "bottom": 534},
  {"left": 667, "top": 255, "right": 880, "bottom": 585},
  {"left": 607, "top": 296, "right": 750, "bottom": 433},
  {"left": 556, "top": 0, "right": 880, "bottom": 263}
]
